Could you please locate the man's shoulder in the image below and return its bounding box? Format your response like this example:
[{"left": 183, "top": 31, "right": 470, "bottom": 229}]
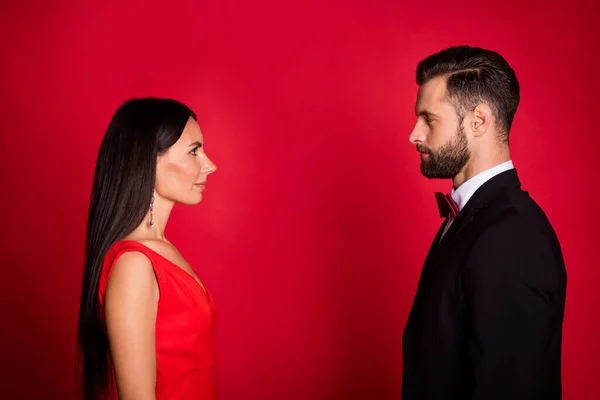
[
  {"left": 475, "top": 187, "right": 560, "bottom": 250},
  {"left": 465, "top": 188, "right": 566, "bottom": 288}
]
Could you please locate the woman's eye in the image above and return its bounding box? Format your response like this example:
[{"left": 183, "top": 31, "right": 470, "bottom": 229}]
[{"left": 190, "top": 146, "right": 199, "bottom": 155}]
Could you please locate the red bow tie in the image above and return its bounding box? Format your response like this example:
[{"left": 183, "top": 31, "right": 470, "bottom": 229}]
[{"left": 435, "top": 192, "right": 459, "bottom": 219}]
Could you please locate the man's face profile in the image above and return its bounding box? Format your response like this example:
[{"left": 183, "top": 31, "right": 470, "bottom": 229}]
[{"left": 409, "top": 76, "right": 471, "bottom": 179}]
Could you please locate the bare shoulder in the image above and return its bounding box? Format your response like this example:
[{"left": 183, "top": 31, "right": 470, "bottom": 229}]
[
  {"left": 135, "top": 238, "right": 187, "bottom": 266},
  {"left": 105, "top": 251, "right": 159, "bottom": 304},
  {"left": 136, "top": 238, "right": 173, "bottom": 256}
]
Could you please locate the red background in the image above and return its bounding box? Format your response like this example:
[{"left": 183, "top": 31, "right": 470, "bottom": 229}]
[{"left": 1, "top": 1, "right": 598, "bottom": 399}]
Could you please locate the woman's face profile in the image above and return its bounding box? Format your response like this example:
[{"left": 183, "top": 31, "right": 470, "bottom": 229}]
[{"left": 155, "top": 117, "right": 217, "bottom": 205}]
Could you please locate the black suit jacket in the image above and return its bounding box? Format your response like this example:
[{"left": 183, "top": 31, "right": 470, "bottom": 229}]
[{"left": 401, "top": 169, "right": 567, "bottom": 400}]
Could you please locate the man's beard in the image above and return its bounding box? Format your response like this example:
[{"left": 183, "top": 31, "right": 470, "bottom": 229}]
[{"left": 418, "top": 124, "right": 471, "bottom": 179}]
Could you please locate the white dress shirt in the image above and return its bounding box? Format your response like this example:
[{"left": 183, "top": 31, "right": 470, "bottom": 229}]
[{"left": 440, "top": 160, "right": 515, "bottom": 239}]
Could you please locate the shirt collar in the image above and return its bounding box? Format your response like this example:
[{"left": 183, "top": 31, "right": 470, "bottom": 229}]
[{"left": 451, "top": 160, "right": 514, "bottom": 211}]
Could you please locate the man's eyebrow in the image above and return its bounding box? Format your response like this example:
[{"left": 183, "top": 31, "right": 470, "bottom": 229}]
[{"left": 416, "top": 109, "right": 437, "bottom": 118}]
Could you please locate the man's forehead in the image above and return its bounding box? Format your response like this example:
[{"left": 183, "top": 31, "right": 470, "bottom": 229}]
[
  {"left": 419, "top": 76, "right": 447, "bottom": 98},
  {"left": 416, "top": 76, "right": 448, "bottom": 109}
]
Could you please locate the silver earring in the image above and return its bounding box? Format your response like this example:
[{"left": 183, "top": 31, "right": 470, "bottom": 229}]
[{"left": 149, "top": 193, "right": 155, "bottom": 227}]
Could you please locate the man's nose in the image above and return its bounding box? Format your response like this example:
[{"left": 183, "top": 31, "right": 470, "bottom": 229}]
[{"left": 409, "top": 124, "right": 425, "bottom": 144}]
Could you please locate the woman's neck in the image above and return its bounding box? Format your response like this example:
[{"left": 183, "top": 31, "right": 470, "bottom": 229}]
[{"left": 127, "top": 195, "right": 174, "bottom": 242}]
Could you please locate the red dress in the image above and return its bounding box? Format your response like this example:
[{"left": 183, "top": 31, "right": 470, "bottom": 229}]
[{"left": 98, "top": 240, "right": 217, "bottom": 399}]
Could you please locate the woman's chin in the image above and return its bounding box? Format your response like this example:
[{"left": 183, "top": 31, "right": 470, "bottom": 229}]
[
  {"left": 190, "top": 193, "right": 203, "bottom": 205},
  {"left": 176, "top": 194, "right": 203, "bottom": 206}
]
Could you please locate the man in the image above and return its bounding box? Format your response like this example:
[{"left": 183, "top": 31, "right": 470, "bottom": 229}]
[{"left": 402, "top": 45, "right": 567, "bottom": 399}]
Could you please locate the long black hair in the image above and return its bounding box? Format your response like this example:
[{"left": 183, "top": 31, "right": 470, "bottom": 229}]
[{"left": 76, "top": 97, "right": 196, "bottom": 400}]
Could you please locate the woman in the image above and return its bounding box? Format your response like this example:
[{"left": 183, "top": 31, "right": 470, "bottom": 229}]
[{"left": 77, "top": 97, "right": 218, "bottom": 400}]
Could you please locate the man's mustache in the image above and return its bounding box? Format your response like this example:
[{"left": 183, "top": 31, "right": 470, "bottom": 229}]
[{"left": 417, "top": 144, "right": 432, "bottom": 155}]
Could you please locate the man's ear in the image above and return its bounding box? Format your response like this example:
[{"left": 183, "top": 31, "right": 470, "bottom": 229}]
[{"left": 469, "top": 103, "right": 493, "bottom": 137}]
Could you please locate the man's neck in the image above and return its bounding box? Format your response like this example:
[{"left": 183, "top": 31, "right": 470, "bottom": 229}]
[{"left": 452, "top": 148, "right": 511, "bottom": 189}]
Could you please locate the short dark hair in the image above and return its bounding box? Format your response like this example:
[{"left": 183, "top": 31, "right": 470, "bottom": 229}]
[{"left": 416, "top": 45, "right": 520, "bottom": 141}]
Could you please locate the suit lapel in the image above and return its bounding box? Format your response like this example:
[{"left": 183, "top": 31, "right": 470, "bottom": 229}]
[
  {"left": 423, "top": 217, "right": 449, "bottom": 263},
  {"left": 433, "top": 204, "right": 477, "bottom": 254},
  {"left": 428, "top": 169, "right": 523, "bottom": 258}
]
